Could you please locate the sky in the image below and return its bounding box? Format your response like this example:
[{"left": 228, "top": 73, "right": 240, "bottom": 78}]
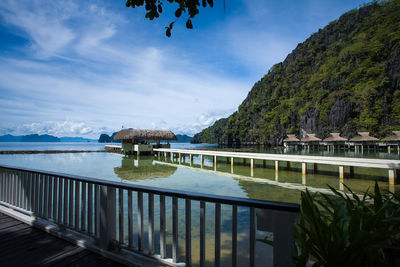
[{"left": 0, "top": 0, "right": 369, "bottom": 139}]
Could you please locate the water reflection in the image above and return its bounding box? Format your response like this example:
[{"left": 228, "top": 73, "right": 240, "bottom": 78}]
[{"left": 114, "top": 155, "right": 177, "bottom": 181}]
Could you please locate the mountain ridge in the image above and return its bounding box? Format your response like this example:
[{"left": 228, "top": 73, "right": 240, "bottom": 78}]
[{"left": 192, "top": 0, "right": 400, "bottom": 145}]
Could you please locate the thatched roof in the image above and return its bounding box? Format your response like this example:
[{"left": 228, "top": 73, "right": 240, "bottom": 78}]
[
  {"left": 301, "top": 133, "right": 322, "bottom": 142},
  {"left": 323, "top": 133, "right": 348, "bottom": 142},
  {"left": 114, "top": 129, "right": 177, "bottom": 141},
  {"left": 350, "top": 132, "right": 379, "bottom": 142},
  {"left": 283, "top": 134, "right": 300, "bottom": 142},
  {"left": 382, "top": 131, "right": 400, "bottom": 142}
]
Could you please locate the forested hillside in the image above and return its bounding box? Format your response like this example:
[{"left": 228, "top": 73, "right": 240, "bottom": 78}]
[{"left": 192, "top": 0, "right": 400, "bottom": 145}]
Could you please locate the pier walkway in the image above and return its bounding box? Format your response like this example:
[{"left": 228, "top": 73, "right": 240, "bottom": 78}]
[
  {"left": 153, "top": 148, "right": 400, "bottom": 185},
  {"left": 0, "top": 211, "right": 124, "bottom": 267}
]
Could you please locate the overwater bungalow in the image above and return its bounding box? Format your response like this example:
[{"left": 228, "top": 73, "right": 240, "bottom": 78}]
[
  {"left": 323, "top": 133, "right": 348, "bottom": 151},
  {"left": 300, "top": 133, "right": 322, "bottom": 150},
  {"left": 283, "top": 134, "right": 300, "bottom": 148},
  {"left": 349, "top": 132, "right": 379, "bottom": 152},
  {"left": 114, "top": 129, "right": 177, "bottom": 155},
  {"left": 382, "top": 131, "right": 400, "bottom": 153}
]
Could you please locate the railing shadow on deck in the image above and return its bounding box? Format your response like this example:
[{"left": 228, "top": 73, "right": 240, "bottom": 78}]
[{"left": 0, "top": 164, "right": 299, "bottom": 267}]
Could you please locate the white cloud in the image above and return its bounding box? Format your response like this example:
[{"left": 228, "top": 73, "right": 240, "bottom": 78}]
[{"left": 0, "top": 120, "right": 102, "bottom": 137}]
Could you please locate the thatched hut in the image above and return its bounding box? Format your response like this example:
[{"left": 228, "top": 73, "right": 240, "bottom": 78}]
[
  {"left": 114, "top": 129, "right": 177, "bottom": 155},
  {"left": 349, "top": 132, "right": 379, "bottom": 152},
  {"left": 283, "top": 134, "right": 300, "bottom": 148},
  {"left": 300, "top": 133, "right": 322, "bottom": 150},
  {"left": 323, "top": 133, "right": 348, "bottom": 151},
  {"left": 382, "top": 131, "right": 400, "bottom": 152},
  {"left": 301, "top": 133, "right": 322, "bottom": 143}
]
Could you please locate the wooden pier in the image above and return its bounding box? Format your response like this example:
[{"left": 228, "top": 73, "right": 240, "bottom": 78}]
[
  {"left": 0, "top": 212, "right": 124, "bottom": 266},
  {"left": 153, "top": 148, "right": 400, "bottom": 186}
]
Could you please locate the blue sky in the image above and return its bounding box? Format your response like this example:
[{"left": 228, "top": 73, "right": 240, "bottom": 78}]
[{"left": 0, "top": 0, "right": 368, "bottom": 138}]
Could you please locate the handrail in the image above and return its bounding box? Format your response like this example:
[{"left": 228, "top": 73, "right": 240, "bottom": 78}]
[
  {"left": 0, "top": 164, "right": 300, "bottom": 267},
  {"left": 0, "top": 164, "right": 299, "bottom": 212}
]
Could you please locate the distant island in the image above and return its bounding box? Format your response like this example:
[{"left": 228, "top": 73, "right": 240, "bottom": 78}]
[
  {"left": 0, "top": 134, "right": 97, "bottom": 142},
  {"left": 98, "top": 132, "right": 192, "bottom": 143}
]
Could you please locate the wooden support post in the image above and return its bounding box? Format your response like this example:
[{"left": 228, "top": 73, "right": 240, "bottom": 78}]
[
  {"left": 286, "top": 161, "right": 290, "bottom": 170},
  {"left": 275, "top": 161, "right": 279, "bottom": 173},
  {"left": 190, "top": 154, "right": 193, "bottom": 166},
  {"left": 200, "top": 154, "right": 204, "bottom": 168},
  {"left": 243, "top": 158, "right": 246, "bottom": 165},
  {"left": 226, "top": 157, "right": 229, "bottom": 164},
  {"left": 158, "top": 152, "right": 160, "bottom": 158},
  {"left": 313, "top": 163, "right": 318, "bottom": 173},
  {"left": 263, "top": 160, "right": 266, "bottom": 168},
  {"left": 388, "top": 169, "right": 397, "bottom": 185}
]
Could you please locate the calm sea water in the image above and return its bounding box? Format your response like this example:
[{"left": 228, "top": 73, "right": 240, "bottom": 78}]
[{"left": 0, "top": 142, "right": 398, "bottom": 266}]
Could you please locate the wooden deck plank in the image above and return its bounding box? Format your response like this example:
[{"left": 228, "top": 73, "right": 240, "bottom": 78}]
[{"left": 0, "top": 212, "right": 127, "bottom": 266}]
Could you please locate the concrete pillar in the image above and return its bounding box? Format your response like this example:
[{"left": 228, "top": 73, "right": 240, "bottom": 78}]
[
  {"left": 179, "top": 153, "right": 181, "bottom": 164},
  {"left": 275, "top": 171, "right": 279, "bottom": 181},
  {"left": 388, "top": 146, "right": 391, "bottom": 153},
  {"left": 158, "top": 152, "right": 161, "bottom": 158},
  {"left": 200, "top": 154, "right": 204, "bottom": 168},
  {"left": 361, "top": 144, "right": 364, "bottom": 153},
  {"left": 339, "top": 166, "right": 344, "bottom": 183},
  {"left": 302, "top": 162, "right": 306, "bottom": 176},
  {"left": 164, "top": 152, "right": 167, "bottom": 161},
  {"left": 275, "top": 161, "right": 279, "bottom": 173},
  {"left": 214, "top": 155, "right": 217, "bottom": 167},
  {"left": 250, "top": 159, "right": 254, "bottom": 177},
  {"left": 231, "top": 157, "right": 234, "bottom": 168},
  {"left": 302, "top": 162, "right": 307, "bottom": 185},
  {"left": 190, "top": 154, "right": 193, "bottom": 166},
  {"left": 349, "top": 166, "right": 354, "bottom": 177},
  {"left": 388, "top": 169, "right": 397, "bottom": 185}
]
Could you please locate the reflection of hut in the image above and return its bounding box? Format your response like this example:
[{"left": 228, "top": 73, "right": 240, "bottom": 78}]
[
  {"left": 382, "top": 131, "right": 400, "bottom": 153},
  {"left": 114, "top": 129, "right": 177, "bottom": 155},
  {"left": 301, "top": 133, "right": 322, "bottom": 150},
  {"left": 114, "top": 156, "right": 177, "bottom": 181},
  {"left": 323, "top": 133, "right": 348, "bottom": 151},
  {"left": 283, "top": 134, "right": 300, "bottom": 148},
  {"left": 350, "top": 132, "right": 379, "bottom": 152}
]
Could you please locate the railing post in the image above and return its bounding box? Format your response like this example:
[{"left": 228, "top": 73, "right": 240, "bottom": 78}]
[
  {"left": 273, "top": 210, "right": 297, "bottom": 267},
  {"left": 99, "top": 185, "right": 116, "bottom": 250}
]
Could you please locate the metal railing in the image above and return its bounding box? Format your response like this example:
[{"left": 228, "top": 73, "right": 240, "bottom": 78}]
[{"left": 0, "top": 164, "right": 299, "bottom": 267}]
